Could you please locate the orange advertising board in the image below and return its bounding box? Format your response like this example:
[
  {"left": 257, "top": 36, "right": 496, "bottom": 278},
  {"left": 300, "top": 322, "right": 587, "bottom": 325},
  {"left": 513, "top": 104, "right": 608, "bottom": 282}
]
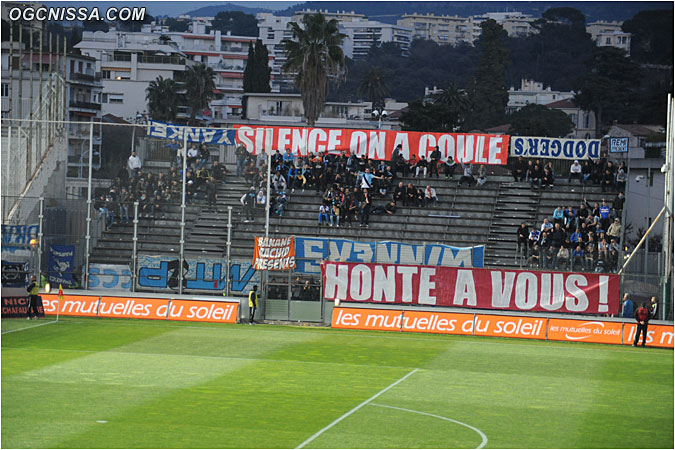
[
  {"left": 547, "top": 318, "right": 623, "bottom": 345},
  {"left": 473, "top": 314, "right": 547, "bottom": 340},
  {"left": 622, "top": 324, "right": 675, "bottom": 348},
  {"left": 331, "top": 307, "right": 403, "bottom": 331},
  {"left": 41, "top": 294, "right": 100, "bottom": 317},
  {"left": 169, "top": 300, "right": 238, "bottom": 323},
  {"left": 43, "top": 293, "right": 239, "bottom": 324},
  {"left": 401, "top": 310, "right": 474, "bottom": 335},
  {"left": 98, "top": 296, "right": 170, "bottom": 320}
]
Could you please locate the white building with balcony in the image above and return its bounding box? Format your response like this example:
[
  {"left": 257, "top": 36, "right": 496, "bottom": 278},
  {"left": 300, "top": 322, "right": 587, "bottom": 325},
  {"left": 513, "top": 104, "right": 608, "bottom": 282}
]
[{"left": 507, "top": 79, "right": 575, "bottom": 113}]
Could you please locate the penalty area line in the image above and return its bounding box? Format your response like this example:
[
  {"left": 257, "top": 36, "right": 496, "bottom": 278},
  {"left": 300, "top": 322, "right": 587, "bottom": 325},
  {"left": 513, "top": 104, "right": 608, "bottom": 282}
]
[
  {"left": 295, "top": 368, "right": 419, "bottom": 449},
  {"left": 2, "top": 319, "right": 59, "bottom": 335},
  {"left": 369, "top": 403, "right": 488, "bottom": 449}
]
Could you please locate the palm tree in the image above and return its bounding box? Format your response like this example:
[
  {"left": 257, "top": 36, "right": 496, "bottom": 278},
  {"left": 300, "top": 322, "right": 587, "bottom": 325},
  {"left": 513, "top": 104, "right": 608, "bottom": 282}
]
[
  {"left": 145, "top": 75, "right": 179, "bottom": 122},
  {"left": 184, "top": 63, "right": 217, "bottom": 124},
  {"left": 357, "top": 67, "right": 390, "bottom": 114},
  {"left": 432, "top": 83, "right": 471, "bottom": 131},
  {"left": 281, "top": 13, "right": 347, "bottom": 127}
]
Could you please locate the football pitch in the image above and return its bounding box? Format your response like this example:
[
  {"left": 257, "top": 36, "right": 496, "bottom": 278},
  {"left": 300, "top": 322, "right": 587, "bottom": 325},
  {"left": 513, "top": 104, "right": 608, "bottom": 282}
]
[{"left": 2, "top": 317, "right": 673, "bottom": 449}]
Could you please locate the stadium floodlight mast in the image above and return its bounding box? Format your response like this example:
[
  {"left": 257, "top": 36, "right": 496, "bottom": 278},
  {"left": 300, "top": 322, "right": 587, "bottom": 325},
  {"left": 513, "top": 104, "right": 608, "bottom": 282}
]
[
  {"left": 84, "top": 119, "right": 94, "bottom": 289},
  {"left": 372, "top": 109, "right": 388, "bottom": 130}
]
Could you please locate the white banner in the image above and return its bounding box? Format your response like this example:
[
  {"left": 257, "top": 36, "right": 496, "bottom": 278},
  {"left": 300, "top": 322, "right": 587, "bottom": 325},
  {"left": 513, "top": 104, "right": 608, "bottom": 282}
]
[{"left": 511, "top": 136, "right": 601, "bottom": 160}]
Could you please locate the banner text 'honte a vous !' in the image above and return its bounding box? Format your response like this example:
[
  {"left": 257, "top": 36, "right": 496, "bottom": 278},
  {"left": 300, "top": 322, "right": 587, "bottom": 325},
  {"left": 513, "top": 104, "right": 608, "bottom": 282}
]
[
  {"left": 322, "top": 262, "right": 620, "bottom": 315},
  {"left": 233, "top": 125, "right": 510, "bottom": 165}
]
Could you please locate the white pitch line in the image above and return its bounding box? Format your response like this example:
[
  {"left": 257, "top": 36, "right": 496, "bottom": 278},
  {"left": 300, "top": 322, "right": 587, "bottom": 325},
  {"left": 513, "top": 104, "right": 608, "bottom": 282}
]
[
  {"left": 1, "top": 320, "right": 58, "bottom": 335},
  {"left": 295, "top": 368, "right": 419, "bottom": 449},
  {"left": 369, "top": 403, "right": 488, "bottom": 449}
]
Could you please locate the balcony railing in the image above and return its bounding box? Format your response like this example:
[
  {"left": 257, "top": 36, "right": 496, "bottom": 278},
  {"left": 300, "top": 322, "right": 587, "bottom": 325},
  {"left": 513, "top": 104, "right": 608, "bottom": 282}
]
[{"left": 69, "top": 101, "right": 101, "bottom": 111}]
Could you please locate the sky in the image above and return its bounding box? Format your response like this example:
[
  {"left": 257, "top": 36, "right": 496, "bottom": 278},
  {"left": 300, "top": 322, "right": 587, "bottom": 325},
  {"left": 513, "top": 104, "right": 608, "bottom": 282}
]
[{"left": 43, "top": 1, "right": 301, "bottom": 17}]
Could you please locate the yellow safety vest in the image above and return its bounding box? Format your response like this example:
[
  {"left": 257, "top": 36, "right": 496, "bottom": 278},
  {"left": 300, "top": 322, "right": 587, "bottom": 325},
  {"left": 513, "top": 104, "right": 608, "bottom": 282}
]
[{"left": 248, "top": 291, "right": 258, "bottom": 308}]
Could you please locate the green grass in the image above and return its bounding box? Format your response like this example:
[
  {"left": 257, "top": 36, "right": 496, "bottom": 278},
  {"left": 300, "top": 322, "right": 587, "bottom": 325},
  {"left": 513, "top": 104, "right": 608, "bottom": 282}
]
[{"left": 2, "top": 317, "right": 673, "bottom": 449}]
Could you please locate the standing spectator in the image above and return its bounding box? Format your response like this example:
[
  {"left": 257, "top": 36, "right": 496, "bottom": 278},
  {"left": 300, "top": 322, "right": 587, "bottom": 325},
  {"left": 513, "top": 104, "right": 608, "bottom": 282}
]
[
  {"left": 512, "top": 156, "right": 526, "bottom": 182},
  {"left": 235, "top": 143, "right": 248, "bottom": 177},
  {"left": 601, "top": 168, "right": 614, "bottom": 192},
  {"left": 552, "top": 206, "right": 565, "bottom": 226},
  {"left": 621, "top": 293, "right": 634, "bottom": 318},
  {"left": 633, "top": 303, "right": 651, "bottom": 347},
  {"left": 650, "top": 296, "right": 658, "bottom": 321},
  {"left": 275, "top": 192, "right": 287, "bottom": 217},
  {"left": 206, "top": 177, "right": 218, "bottom": 211},
  {"left": 599, "top": 200, "right": 611, "bottom": 231},
  {"left": 197, "top": 144, "right": 209, "bottom": 169},
  {"left": 615, "top": 166, "right": 627, "bottom": 192},
  {"left": 568, "top": 160, "right": 582, "bottom": 183},
  {"left": 517, "top": 223, "right": 529, "bottom": 256},
  {"left": 360, "top": 189, "right": 372, "bottom": 227},
  {"left": 127, "top": 151, "right": 142, "bottom": 179},
  {"left": 241, "top": 187, "right": 256, "bottom": 222},
  {"left": 119, "top": 187, "right": 130, "bottom": 224},
  {"left": 607, "top": 218, "right": 622, "bottom": 243},
  {"left": 612, "top": 192, "right": 625, "bottom": 218},
  {"left": 429, "top": 146, "right": 441, "bottom": 177},
  {"left": 248, "top": 285, "right": 258, "bottom": 324},
  {"left": 26, "top": 275, "right": 40, "bottom": 319}
]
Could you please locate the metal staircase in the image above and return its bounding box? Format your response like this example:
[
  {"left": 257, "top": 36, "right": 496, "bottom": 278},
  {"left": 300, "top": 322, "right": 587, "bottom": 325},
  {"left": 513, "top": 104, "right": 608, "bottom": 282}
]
[{"left": 486, "top": 181, "right": 540, "bottom": 267}]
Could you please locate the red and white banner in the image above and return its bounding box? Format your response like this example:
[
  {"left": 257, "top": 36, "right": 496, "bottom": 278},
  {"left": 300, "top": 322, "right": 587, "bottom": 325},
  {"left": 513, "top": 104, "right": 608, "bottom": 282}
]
[
  {"left": 233, "top": 125, "right": 510, "bottom": 165},
  {"left": 322, "top": 262, "right": 620, "bottom": 315}
]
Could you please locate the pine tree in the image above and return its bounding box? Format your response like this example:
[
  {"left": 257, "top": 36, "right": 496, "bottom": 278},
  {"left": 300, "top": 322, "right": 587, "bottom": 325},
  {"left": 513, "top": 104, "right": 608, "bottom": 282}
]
[{"left": 466, "top": 19, "right": 510, "bottom": 131}]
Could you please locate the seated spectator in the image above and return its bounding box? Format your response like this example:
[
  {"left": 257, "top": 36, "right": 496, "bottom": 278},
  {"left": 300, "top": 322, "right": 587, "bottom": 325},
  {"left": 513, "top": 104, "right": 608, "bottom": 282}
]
[
  {"left": 186, "top": 145, "right": 198, "bottom": 169},
  {"left": 443, "top": 156, "right": 458, "bottom": 179},
  {"left": 528, "top": 229, "right": 541, "bottom": 249},
  {"left": 517, "top": 223, "right": 529, "bottom": 256},
  {"left": 528, "top": 244, "right": 540, "bottom": 268},
  {"left": 272, "top": 170, "right": 287, "bottom": 194},
  {"left": 552, "top": 206, "right": 564, "bottom": 226},
  {"left": 197, "top": 144, "right": 209, "bottom": 169},
  {"left": 414, "top": 187, "right": 425, "bottom": 207},
  {"left": 556, "top": 238, "right": 571, "bottom": 271},
  {"left": 330, "top": 200, "right": 341, "bottom": 227},
  {"left": 394, "top": 181, "right": 406, "bottom": 205},
  {"left": 256, "top": 188, "right": 266, "bottom": 208},
  {"left": 542, "top": 167, "right": 554, "bottom": 189},
  {"left": 540, "top": 218, "right": 553, "bottom": 233},
  {"left": 211, "top": 161, "right": 225, "bottom": 184},
  {"left": 405, "top": 183, "right": 417, "bottom": 206},
  {"left": 542, "top": 245, "right": 554, "bottom": 269},
  {"left": 282, "top": 148, "right": 294, "bottom": 169},
  {"left": 244, "top": 162, "right": 259, "bottom": 186},
  {"left": 424, "top": 185, "right": 438, "bottom": 206},
  {"left": 581, "top": 160, "right": 593, "bottom": 184},
  {"left": 568, "top": 160, "right": 582, "bottom": 183},
  {"left": 529, "top": 164, "right": 542, "bottom": 190},
  {"left": 512, "top": 156, "right": 526, "bottom": 182},
  {"left": 524, "top": 160, "right": 534, "bottom": 182},
  {"left": 476, "top": 165, "right": 488, "bottom": 186},
  {"left": 414, "top": 156, "right": 428, "bottom": 178},
  {"left": 151, "top": 193, "right": 164, "bottom": 218},
  {"left": 373, "top": 201, "right": 397, "bottom": 215},
  {"left": 571, "top": 245, "right": 585, "bottom": 271},
  {"left": 318, "top": 202, "right": 330, "bottom": 226},
  {"left": 459, "top": 160, "right": 475, "bottom": 187},
  {"left": 601, "top": 169, "right": 614, "bottom": 192}
]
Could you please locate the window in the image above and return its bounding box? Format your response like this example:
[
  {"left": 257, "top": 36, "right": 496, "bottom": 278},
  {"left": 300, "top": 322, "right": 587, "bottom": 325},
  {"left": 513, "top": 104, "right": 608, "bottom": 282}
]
[
  {"left": 78, "top": 61, "right": 83, "bottom": 72},
  {"left": 109, "top": 94, "right": 124, "bottom": 104},
  {"left": 101, "top": 93, "right": 108, "bottom": 103},
  {"left": 1, "top": 83, "right": 8, "bottom": 97},
  {"left": 102, "top": 70, "right": 111, "bottom": 79},
  {"left": 605, "top": 37, "right": 611, "bottom": 44},
  {"left": 70, "top": 60, "right": 75, "bottom": 73}
]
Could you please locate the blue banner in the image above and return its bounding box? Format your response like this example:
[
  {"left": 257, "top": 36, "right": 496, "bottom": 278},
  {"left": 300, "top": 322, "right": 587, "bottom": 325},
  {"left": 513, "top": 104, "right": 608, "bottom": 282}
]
[
  {"left": 1, "top": 224, "right": 39, "bottom": 255},
  {"left": 510, "top": 137, "right": 600, "bottom": 160},
  {"left": 148, "top": 120, "right": 236, "bottom": 145},
  {"left": 1, "top": 261, "right": 29, "bottom": 287},
  {"left": 89, "top": 264, "right": 131, "bottom": 291},
  {"left": 48, "top": 245, "right": 76, "bottom": 287},
  {"left": 137, "top": 255, "right": 259, "bottom": 293},
  {"left": 294, "top": 237, "right": 484, "bottom": 274}
]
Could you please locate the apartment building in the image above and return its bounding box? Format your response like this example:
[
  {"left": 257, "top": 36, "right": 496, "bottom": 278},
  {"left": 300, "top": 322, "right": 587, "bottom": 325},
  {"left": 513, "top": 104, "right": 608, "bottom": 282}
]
[
  {"left": 1, "top": 42, "right": 103, "bottom": 184},
  {"left": 75, "top": 30, "right": 189, "bottom": 121},
  {"left": 506, "top": 79, "right": 575, "bottom": 114}
]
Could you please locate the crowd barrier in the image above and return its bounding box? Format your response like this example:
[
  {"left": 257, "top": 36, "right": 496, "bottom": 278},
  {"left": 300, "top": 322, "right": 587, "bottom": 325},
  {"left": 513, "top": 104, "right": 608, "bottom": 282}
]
[
  {"left": 41, "top": 293, "right": 238, "bottom": 323},
  {"left": 331, "top": 306, "right": 674, "bottom": 348}
]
